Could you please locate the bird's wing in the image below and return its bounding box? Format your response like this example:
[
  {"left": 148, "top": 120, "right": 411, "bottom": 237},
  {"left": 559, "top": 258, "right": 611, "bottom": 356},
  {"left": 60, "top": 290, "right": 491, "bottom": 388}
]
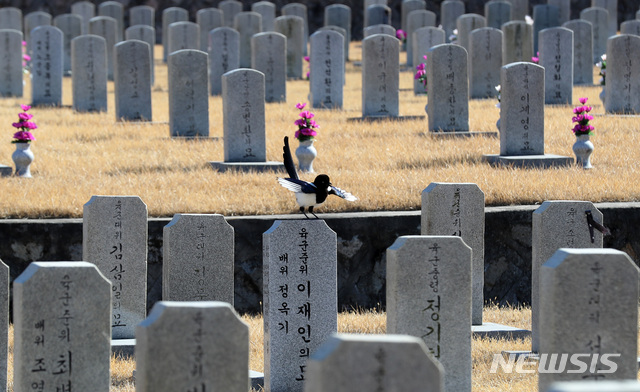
[
  {"left": 329, "top": 186, "right": 358, "bottom": 201},
  {"left": 282, "top": 136, "right": 299, "bottom": 180},
  {"left": 278, "top": 177, "right": 317, "bottom": 193}
]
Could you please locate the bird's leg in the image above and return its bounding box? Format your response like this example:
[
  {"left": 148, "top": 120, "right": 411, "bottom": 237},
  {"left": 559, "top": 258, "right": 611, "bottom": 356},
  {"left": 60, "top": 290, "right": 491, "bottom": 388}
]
[
  {"left": 300, "top": 206, "right": 311, "bottom": 219},
  {"left": 309, "top": 206, "right": 319, "bottom": 219}
]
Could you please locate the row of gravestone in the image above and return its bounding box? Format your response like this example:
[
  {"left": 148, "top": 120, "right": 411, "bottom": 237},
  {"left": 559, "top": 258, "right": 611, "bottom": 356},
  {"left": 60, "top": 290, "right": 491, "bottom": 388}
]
[{"left": 1, "top": 189, "right": 638, "bottom": 391}]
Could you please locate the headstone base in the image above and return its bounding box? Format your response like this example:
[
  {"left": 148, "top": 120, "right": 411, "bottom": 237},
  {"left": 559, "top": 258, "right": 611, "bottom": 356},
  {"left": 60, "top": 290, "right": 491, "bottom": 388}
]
[
  {"left": 209, "top": 161, "right": 285, "bottom": 173},
  {"left": 0, "top": 165, "right": 12, "bottom": 177},
  {"left": 347, "top": 115, "right": 425, "bottom": 122},
  {"left": 251, "top": 370, "right": 264, "bottom": 390},
  {"left": 482, "top": 154, "right": 573, "bottom": 168},
  {"left": 428, "top": 131, "right": 498, "bottom": 138},
  {"left": 472, "top": 322, "right": 531, "bottom": 340},
  {"left": 501, "top": 350, "right": 539, "bottom": 360},
  {"left": 111, "top": 338, "right": 136, "bottom": 358}
]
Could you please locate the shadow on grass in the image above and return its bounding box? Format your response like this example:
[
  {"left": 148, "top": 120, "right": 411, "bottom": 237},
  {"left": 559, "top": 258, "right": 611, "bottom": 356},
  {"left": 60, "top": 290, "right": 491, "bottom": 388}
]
[{"left": 396, "top": 155, "right": 485, "bottom": 170}]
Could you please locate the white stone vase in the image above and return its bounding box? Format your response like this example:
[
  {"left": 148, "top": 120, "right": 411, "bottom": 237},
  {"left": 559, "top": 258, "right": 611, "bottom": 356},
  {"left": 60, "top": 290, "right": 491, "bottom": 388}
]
[
  {"left": 599, "top": 86, "right": 605, "bottom": 106},
  {"left": 572, "top": 134, "right": 593, "bottom": 169},
  {"left": 296, "top": 139, "right": 317, "bottom": 173},
  {"left": 12, "top": 142, "right": 34, "bottom": 177}
]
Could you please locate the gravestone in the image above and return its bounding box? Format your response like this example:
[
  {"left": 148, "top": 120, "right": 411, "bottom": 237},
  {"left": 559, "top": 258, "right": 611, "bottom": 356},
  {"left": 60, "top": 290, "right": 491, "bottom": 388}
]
[
  {"left": 162, "top": 7, "right": 188, "bottom": 62},
  {"left": 502, "top": 21, "right": 534, "bottom": 64},
  {"left": 324, "top": 4, "right": 351, "bottom": 60},
  {"left": 71, "top": 1, "right": 94, "bottom": 34},
  {"left": 53, "top": 14, "right": 82, "bottom": 76},
  {"left": 13, "top": 262, "right": 111, "bottom": 392},
  {"left": 469, "top": 27, "right": 502, "bottom": 99},
  {"left": 163, "top": 214, "right": 234, "bottom": 303},
  {"left": 30, "top": 26, "right": 63, "bottom": 107},
  {"left": 98, "top": 1, "right": 123, "bottom": 42},
  {"left": 592, "top": 0, "right": 617, "bottom": 37},
  {"left": 252, "top": 1, "right": 276, "bottom": 32},
  {"left": 547, "top": 381, "right": 640, "bottom": 392},
  {"left": 304, "top": 334, "right": 444, "bottom": 392},
  {"left": 421, "top": 183, "right": 484, "bottom": 324},
  {"left": 24, "top": 11, "right": 52, "bottom": 53},
  {"left": 506, "top": 0, "right": 529, "bottom": 20},
  {"left": 136, "top": 302, "right": 249, "bottom": 392},
  {"left": 309, "top": 30, "right": 344, "bottom": 109},
  {"left": 483, "top": 62, "right": 572, "bottom": 167},
  {"left": 282, "top": 3, "right": 309, "bottom": 55},
  {"left": 263, "top": 219, "right": 338, "bottom": 392},
  {"left": 387, "top": 236, "right": 472, "bottom": 391},
  {"left": 539, "top": 27, "right": 573, "bottom": 105},
  {"left": 580, "top": 7, "right": 609, "bottom": 62},
  {"left": 363, "top": 24, "right": 396, "bottom": 38},
  {"left": 563, "top": 20, "right": 594, "bottom": 85},
  {"left": 539, "top": 249, "right": 638, "bottom": 391},
  {"left": 125, "top": 25, "right": 155, "bottom": 85},
  {"left": 114, "top": 40, "right": 152, "bottom": 121},
  {"left": 456, "top": 14, "right": 487, "bottom": 53},
  {"left": 234, "top": 12, "right": 262, "bottom": 68},
  {"left": 441, "top": 0, "right": 465, "bottom": 42},
  {"left": 485, "top": 0, "right": 512, "bottom": 29},
  {"left": 605, "top": 34, "right": 640, "bottom": 114},
  {"left": 0, "top": 7, "right": 22, "bottom": 31},
  {"left": 196, "top": 8, "right": 223, "bottom": 52},
  {"left": 0, "top": 29, "right": 24, "bottom": 97},
  {"left": 532, "top": 4, "right": 559, "bottom": 53},
  {"left": 222, "top": 69, "right": 266, "bottom": 162},
  {"left": 412, "top": 27, "right": 445, "bottom": 94},
  {"left": 129, "top": 5, "right": 154, "bottom": 28},
  {"left": 318, "top": 25, "right": 348, "bottom": 63},
  {"left": 401, "top": 0, "right": 426, "bottom": 33},
  {"left": 169, "top": 49, "right": 209, "bottom": 137},
  {"left": 531, "top": 200, "right": 604, "bottom": 353},
  {"left": 89, "top": 16, "right": 117, "bottom": 80},
  {"left": 362, "top": 34, "right": 399, "bottom": 117},
  {"left": 209, "top": 27, "right": 240, "bottom": 96},
  {"left": 548, "top": 0, "right": 570, "bottom": 24},
  {"left": 168, "top": 21, "right": 199, "bottom": 56},
  {"left": 83, "top": 195, "right": 148, "bottom": 339},
  {"left": 275, "top": 15, "right": 305, "bottom": 79},
  {"left": 406, "top": 10, "right": 436, "bottom": 66},
  {"left": 252, "top": 32, "right": 286, "bottom": 102},
  {"left": 0, "top": 260, "right": 7, "bottom": 392},
  {"left": 621, "top": 20, "right": 640, "bottom": 36},
  {"left": 71, "top": 35, "right": 107, "bottom": 112},
  {"left": 365, "top": 4, "right": 392, "bottom": 27},
  {"left": 427, "top": 44, "right": 469, "bottom": 132},
  {"left": 219, "top": 0, "right": 243, "bottom": 28}
]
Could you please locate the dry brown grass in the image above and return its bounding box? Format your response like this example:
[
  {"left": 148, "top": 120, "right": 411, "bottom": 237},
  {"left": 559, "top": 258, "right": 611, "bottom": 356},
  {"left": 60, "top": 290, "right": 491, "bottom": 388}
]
[{"left": 0, "top": 43, "right": 638, "bottom": 219}]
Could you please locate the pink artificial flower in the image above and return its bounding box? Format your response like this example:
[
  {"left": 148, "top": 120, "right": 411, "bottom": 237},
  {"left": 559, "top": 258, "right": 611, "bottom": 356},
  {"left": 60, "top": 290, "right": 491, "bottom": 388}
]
[
  {"left": 415, "top": 63, "right": 425, "bottom": 71},
  {"left": 299, "top": 128, "right": 317, "bottom": 137},
  {"left": 21, "top": 41, "right": 26, "bottom": 47},
  {"left": 22, "top": 54, "right": 30, "bottom": 62},
  {"left": 299, "top": 110, "right": 314, "bottom": 119},
  {"left": 294, "top": 130, "right": 301, "bottom": 139},
  {"left": 21, "top": 104, "right": 31, "bottom": 111},
  {"left": 296, "top": 102, "right": 306, "bottom": 110},
  {"left": 579, "top": 97, "right": 588, "bottom": 104},
  {"left": 396, "top": 29, "right": 406, "bottom": 40},
  {"left": 18, "top": 112, "right": 33, "bottom": 121},
  {"left": 12, "top": 122, "right": 22, "bottom": 129},
  {"left": 414, "top": 69, "right": 425, "bottom": 80},
  {"left": 25, "top": 122, "right": 37, "bottom": 130},
  {"left": 423, "top": 55, "right": 427, "bottom": 60},
  {"left": 295, "top": 118, "right": 306, "bottom": 127},
  {"left": 304, "top": 56, "right": 310, "bottom": 62},
  {"left": 13, "top": 131, "right": 35, "bottom": 141},
  {"left": 308, "top": 119, "right": 319, "bottom": 128}
]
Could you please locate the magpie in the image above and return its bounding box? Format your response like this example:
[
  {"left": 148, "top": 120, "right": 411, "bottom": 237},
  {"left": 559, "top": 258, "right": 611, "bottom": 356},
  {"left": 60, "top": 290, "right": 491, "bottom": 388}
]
[{"left": 277, "top": 136, "right": 357, "bottom": 219}]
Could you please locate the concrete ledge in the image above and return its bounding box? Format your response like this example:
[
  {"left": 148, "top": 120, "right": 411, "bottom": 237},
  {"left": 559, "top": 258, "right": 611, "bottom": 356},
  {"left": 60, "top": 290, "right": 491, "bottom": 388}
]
[
  {"left": 0, "top": 165, "right": 11, "bottom": 177},
  {"left": 112, "top": 338, "right": 136, "bottom": 358},
  {"left": 473, "top": 322, "right": 531, "bottom": 340},
  {"left": 482, "top": 154, "right": 573, "bottom": 168},
  {"left": 428, "top": 131, "right": 498, "bottom": 138},
  {"left": 209, "top": 161, "right": 285, "bottom": 173},
  {"left": 347, "top": 115, "right": 425, "bottom": 122}
]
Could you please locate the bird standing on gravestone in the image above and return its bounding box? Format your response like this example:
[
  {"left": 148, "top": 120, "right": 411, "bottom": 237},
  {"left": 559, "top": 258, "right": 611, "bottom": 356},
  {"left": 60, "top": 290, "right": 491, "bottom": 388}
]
[{"left": 277, "top": 136, "right": 357, "bottom": 219}]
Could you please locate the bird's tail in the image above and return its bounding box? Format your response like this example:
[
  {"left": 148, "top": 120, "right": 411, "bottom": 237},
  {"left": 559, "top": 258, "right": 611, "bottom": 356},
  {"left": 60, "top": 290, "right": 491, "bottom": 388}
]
[{"left": 283, "top": 136, "right": 299, "bottom": 180}]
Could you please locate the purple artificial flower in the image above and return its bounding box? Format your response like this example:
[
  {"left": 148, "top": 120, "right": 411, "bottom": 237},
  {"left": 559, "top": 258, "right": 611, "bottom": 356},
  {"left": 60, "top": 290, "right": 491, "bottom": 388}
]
[
  {"left": 579, "top": 97, "right": 588, "bottom": 104},
  {"left": 296, "top": 102, "right": 306, "bottom": 110},
  {"left": 21, "top": 104, "right": 31, "bottom": 111},
  {"left": 299, "top": 110, "right": 314, "bottom": 119}
]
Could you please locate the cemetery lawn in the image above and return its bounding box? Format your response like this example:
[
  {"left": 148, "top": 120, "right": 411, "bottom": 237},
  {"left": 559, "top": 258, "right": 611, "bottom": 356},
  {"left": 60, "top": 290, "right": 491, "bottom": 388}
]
[
  {"left": 1, "top": 44, "right": 638, "bottom": 218},
  {"left": 4, "top": 304, "right": 636, "bottom": 391}
]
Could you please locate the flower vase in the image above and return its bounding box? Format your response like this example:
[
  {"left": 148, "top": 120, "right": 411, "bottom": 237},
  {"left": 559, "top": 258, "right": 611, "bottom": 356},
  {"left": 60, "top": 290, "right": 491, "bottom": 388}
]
[
  {"left": 296, "top": 139, "right": 317, "bottom": 173},
  {"left": 12, "top": 142, "right": 34, "bottom": 177},
  {"left": 572, "top": 134, "right": 594, "bottom": 169},
  {"left": 599, "top": 87, "right": 605, "bottom": 106}
]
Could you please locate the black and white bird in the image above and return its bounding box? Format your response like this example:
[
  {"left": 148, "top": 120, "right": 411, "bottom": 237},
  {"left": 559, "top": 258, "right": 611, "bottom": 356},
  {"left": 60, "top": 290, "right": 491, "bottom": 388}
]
[{"left": 277, "top": 136, "right": 357, "bottom": 219}]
